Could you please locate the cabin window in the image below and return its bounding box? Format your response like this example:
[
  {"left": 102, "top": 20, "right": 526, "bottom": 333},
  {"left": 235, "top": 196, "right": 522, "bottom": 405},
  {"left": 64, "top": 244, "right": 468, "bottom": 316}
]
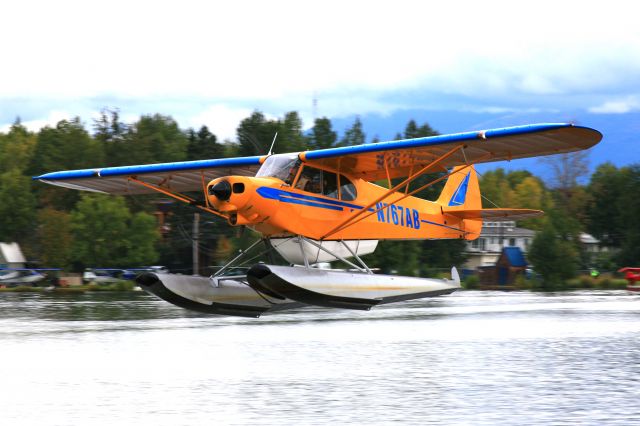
[
  {"left": 340, "top": 175, "right": 357, "bottom": 201},
  {"left": 509, "top": 238, "right": 516, "bottom": 246},
  {"left": 294, "top": 166, "right": 339, "bottom": 198},
  {"left": 295, "top": 166, "right": 321, "bottom": 193},
  {"left": 323, "top": 172, "right": 338, "bottom": 198},
  {"left": 256, "top": 154, "right": 300, "bottom": 185}
]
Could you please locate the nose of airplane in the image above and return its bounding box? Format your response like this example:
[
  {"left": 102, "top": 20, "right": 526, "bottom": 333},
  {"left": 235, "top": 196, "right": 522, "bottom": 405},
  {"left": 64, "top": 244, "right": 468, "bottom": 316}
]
[{"left": 209, "top": 180, "right": 232, "bottom": 201}]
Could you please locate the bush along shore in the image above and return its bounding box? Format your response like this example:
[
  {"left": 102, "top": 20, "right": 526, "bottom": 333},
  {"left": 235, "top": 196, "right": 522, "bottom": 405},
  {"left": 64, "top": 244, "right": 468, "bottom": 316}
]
[{"left": 463, "top": 273, "right": 629, "bottom": 291}]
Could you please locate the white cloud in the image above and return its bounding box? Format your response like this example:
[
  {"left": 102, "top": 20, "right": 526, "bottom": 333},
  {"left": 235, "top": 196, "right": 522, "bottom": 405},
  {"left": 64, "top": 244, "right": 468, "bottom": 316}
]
[
  {"left": 588, "top": 96, "right": 640, "bottom": 114},
  {"left": 186, "top": 105, "right": 256, "bottom": 141},
  {"left": 1, "top": 0, "right": 640, "bottom": 128},
  {"left": 0, "top": 110, "right": 73, "bottom": 133}
]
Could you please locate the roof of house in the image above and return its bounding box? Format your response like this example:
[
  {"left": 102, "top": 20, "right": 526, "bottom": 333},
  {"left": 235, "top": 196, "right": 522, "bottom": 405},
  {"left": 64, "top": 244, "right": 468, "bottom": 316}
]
[{"left": 502, "top": 247, "right": 527, "bottom": 267}]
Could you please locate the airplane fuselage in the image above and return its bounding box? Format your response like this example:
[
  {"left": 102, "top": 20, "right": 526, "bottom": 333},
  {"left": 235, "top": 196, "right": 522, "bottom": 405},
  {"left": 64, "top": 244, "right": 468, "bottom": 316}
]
[{"left": 206, "top": 162, "right": 482, "bottom": 241}]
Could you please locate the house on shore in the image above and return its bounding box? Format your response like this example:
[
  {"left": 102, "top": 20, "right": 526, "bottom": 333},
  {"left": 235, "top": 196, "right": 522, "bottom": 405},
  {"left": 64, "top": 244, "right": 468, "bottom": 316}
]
[
  {"left": 477, "top": 247, "right": 528, "bottom": 289},
  {"left": 464, "top": 221, "right": 535, "bottom": 270}
]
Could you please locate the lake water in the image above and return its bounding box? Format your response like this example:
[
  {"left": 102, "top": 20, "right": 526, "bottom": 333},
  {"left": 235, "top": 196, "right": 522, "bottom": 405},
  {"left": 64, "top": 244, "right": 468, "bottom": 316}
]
[{"left": 1, "top": 289, "right": 639, "bottom": 425}]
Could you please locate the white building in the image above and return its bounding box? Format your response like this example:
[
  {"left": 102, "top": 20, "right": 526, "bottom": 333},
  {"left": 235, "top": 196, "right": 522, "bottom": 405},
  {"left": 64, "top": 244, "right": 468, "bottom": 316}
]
[{"left": 464, "top": 221, "right": 535, "bottom": 269}]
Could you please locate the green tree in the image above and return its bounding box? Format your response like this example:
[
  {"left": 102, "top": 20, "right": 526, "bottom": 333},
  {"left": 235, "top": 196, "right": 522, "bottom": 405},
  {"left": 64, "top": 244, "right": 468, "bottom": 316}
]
[
  {"left": 280, "top": 111, "right": 307, "bottom": 152},
  {"left": 93, "top": 108, "right": 129, "bottom": 166},
  {"left": 71, "top": 194, "right": 159, "bottom": 268},
  {"left": 479, "top": 168, "right": 510, "bottom": 207},
  {"left": 30, "top": 118, "right": 104, "bottom": 209},
  {"left": 37, "top": 208, "right": 73, "bottom": 268},
  {"left": 0, "top": 121, "right": 36, "bottom": 172},
  {"left": 403, "top": 119, "right": 436, "bottom": 140},
  {"left": 309, "top": 117, "right": 337, "bottom": 150},
  {"left": 511, "top": 176, "right": 552, "bottom": 231},
  {"left": 616, "top": 165, "right": 640, "bottom": 266},
  {"left": 586, "top": 163, "right": 625, "bottom": 247},
  {"left": 237, "top": 111, "right": 278, "bottom": 156},
  {"left": 124, "top": 114, "right": 187, "bottom": 164},
  {"left": 30, "top": 118, "right": 104, "bottom": 176},
  {"left": 528, "top": 221, "right": 579, "bottom": 289},
  {"left": 338, "top": 117, "right": 365, "bottom": 147},
  {"left": 127, "top": 212, "right": 161, "bottom": 265},
  {"left": 0, "top": 170, "right": 37, "bottom": 242},
  {"left": 186, "top": 126, "right": 224, "bottom": 160},
  {"left": 236, "top": 110, "right": 307, "bottom": 156},
  {"left": 365, "top": 240, "right": 420, "bottom": 276}
]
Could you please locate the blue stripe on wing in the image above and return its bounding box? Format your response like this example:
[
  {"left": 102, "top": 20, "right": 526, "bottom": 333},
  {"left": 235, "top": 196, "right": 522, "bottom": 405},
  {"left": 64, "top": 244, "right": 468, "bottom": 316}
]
[{"left": 33, "top": 156, "right": 263, "bottom": 181}]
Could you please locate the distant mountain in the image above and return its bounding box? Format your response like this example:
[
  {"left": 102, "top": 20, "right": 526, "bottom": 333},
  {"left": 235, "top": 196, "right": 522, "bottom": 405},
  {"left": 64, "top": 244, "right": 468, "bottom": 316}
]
[{"left": 330, "top": 109, "right": 639, "bottom": 182}]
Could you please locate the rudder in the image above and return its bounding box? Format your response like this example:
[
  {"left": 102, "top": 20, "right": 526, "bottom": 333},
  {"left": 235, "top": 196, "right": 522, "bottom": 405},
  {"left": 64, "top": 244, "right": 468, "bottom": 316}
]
[{"left": 436, "top": 165, "right": 481, "bottom": 211}]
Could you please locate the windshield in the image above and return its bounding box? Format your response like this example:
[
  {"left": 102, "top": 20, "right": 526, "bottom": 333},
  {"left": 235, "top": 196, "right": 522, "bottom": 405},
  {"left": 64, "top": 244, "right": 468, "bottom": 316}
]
[{"left": 256, "top": 154, "right": 300, "bottom": 184}]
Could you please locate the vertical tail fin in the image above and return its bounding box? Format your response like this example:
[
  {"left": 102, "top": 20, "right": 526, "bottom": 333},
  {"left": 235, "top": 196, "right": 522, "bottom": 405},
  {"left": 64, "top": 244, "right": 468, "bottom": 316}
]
[{"left": 436, "top": 165, "right": 481, "bottom": 211}]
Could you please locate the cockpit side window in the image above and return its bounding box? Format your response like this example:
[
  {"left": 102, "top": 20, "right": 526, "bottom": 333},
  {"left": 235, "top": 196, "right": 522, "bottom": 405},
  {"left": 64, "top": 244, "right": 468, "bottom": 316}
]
[
  {"left": 323, "top": 171, "right": 338, "bottom": 198},
  {"left": 340, "top": 175, "right": 357, "bottom": 201},
  {"left": 294, "top": 166, "right": 339, "bottom": 198},
  {"left": 295, "top": 166, "right": 323, "bottom": 194}
]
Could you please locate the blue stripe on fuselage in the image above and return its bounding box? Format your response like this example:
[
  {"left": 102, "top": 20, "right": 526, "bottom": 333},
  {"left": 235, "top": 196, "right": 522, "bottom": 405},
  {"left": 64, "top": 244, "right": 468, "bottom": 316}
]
[{"left": 256, "top": 187, "right": 373, "bottom": 212}]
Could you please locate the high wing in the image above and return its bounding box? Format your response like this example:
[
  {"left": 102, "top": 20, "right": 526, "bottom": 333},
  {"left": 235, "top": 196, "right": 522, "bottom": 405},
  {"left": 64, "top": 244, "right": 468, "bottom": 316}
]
[
  {"left": 299, "top": 123, "right": 602, "bottom": 181},
  {"left": 34, "top": 123, "right": 602, "bottom": 193},
  {"left": 34, "top": 156, "right": 264, "bottom": 195}
]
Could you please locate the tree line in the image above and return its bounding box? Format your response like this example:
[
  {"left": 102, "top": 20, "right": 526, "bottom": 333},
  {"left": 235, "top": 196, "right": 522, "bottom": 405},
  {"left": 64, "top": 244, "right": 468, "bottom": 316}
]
[{"left": 0, "top": 109, "right": 637, "bottom": 282}]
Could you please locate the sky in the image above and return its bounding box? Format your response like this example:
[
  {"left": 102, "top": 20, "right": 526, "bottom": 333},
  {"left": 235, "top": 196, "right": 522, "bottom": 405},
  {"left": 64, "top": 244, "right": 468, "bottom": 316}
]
[{"left": 1, "top": 0, "right": 639, "bottom": 143}]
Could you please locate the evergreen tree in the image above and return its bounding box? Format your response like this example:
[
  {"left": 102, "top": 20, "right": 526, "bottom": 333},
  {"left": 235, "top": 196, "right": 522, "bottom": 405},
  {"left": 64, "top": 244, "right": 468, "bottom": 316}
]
[
  {"left": 186, "top": 126, "right": 224, "bottom": 160},
  {"left": 93, "top": 108, "right": 129, "bottom": 166},
  {"left": 280, "top": 111, "right": 307, "bottom": 152},
  {"left": 309, "top": 117, "right": 337, "bottom": 149},
  {"left": 338, "top": 117, "right": 365, "bottom": 146},
  {"left": 236, "top": 111, "right": 307, "bottom": 156},
  {"left": 237, "top": 111, "right": 282, "bottom": 156},
  {"left": 403, "top": 119, "right": 436, "bottom": 140}
]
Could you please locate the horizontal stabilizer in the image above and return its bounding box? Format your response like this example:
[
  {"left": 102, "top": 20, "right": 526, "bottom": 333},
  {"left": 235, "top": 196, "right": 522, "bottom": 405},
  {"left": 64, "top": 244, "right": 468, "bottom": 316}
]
[{"left": 443, "top": 208, "right": 543, "bottom": 221}]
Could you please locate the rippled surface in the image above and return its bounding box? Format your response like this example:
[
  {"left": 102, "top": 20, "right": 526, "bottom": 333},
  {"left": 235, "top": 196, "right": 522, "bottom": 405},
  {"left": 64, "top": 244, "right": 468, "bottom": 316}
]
[{"left": 1, "top": 290, "right": 639, "bottom": 425}]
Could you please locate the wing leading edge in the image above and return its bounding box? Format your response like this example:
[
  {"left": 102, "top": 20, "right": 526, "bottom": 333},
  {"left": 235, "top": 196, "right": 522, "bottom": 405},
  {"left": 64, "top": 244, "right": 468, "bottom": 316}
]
[
  {"left": 299, "top": 123, "right": 602, "bottom": 181},
  {"left": 34, "top": 156, "right": 264, "bottom": 195}
]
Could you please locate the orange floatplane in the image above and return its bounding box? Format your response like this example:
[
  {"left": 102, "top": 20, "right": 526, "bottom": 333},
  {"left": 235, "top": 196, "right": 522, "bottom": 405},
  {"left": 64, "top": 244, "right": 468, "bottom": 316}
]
[{"left": 35, "top": 123, "right": 602, "bottom": 316}]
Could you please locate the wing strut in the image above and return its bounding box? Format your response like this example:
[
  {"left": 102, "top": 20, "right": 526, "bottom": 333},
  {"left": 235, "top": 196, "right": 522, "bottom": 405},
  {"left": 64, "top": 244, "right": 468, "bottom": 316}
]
[
  {"left": 321, "top": 145, "right": 471, "bottom": 240},
  {"left": 127, "top": 176, "right": 226, "bottom": 218}
]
